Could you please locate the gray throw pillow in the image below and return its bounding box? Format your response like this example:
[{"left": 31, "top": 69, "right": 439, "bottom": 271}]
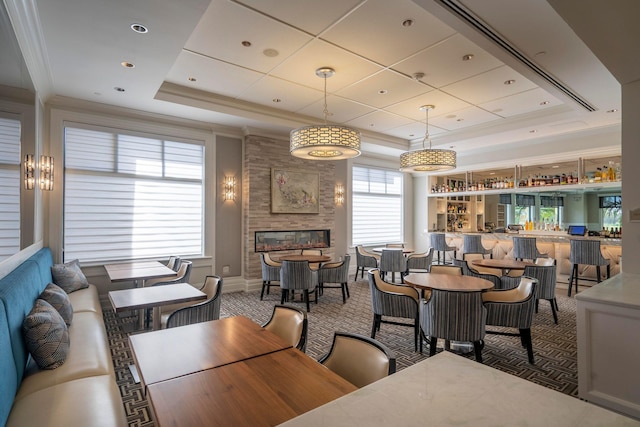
[
  {"left": 51, "top": 259, "right": 89, "bottom": 293},
  {"left": 22, "top": 299, "right": 70, "bottom": 370},
  {"left": 39, "top": 283, "right": 73, "bottom": 326}
]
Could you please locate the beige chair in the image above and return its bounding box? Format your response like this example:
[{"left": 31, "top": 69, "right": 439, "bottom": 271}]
[
  {"left": 318, "top": 331, "right": 396, "bottom": 388},
  {"left": 164, "top": 275, "right": 223, "bottom": 329},
  {"left": 429, "top": 265, "right": 462, "bottom": 275},
  {"left": 405, "top": 248, "right": 433, "bottom": 274},
  {"left": 260, "top": 253, "right": 282, "bottom": 300},
  {"left": 301, "top": 249, "right": 322, "bottom": 269},
  {"left": 145, "top": 259, "right": 191, "bottom": 287},
  {"left": 385, "top": 243, "right": 405, "bottom": 248},
  {"left": 262, "top": 304, "right": 308, "bottom": 352},
  {"left": 355, "top": 245, "right": 379, "bottom": 280},
  {"left": 318, "top": 255, "right": 351, "bottom": 303},
  {"left": 166, "top": 255, "right": 181, "bottom": 272},
  {"left": 463, "top": 253, "right": 501, "bottom": 276},
  {"left": 453, "top": 259, "right": 502, "bottom": 289}
]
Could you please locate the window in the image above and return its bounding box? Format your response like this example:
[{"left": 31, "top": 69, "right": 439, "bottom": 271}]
[
  {"left": 352, "top": 166, "right": 402, "bottom": 246},
  {"left": 64, "top": 126, "right": 204, "bottom": 263},
  {"left": 599, "top": 195, "right": 622, "bottom": 229},
  {"left": 0, "top": 117, "right": 21, "bottom": 262},
  {"left": 540, "top": 195, "right": 563, "bottom": 227},
  {"left": 515, "top": 194, "right": 535, "bottom": 225}
]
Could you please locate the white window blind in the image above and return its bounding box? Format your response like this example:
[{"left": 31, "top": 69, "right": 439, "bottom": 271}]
[
  {"left": 352, "top": 166, "right": 403, "bottom": 246},
  {"left": 0, "top": 117, "right": 21, "bottom": 262},
  {"left": 64, "top": 126, "right": 204, "bottom": 263}
]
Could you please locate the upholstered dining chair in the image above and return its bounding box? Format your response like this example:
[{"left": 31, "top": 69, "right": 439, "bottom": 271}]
[
  {"left": 379, "top": 249, "right": 407, "bottom": 283},
  {"left": 462, "top": 234, "right": 492, "bottom": 258},
  {"left": 523, "top": 263, "right": 559, "bottom": 324},
  {"left": 318, "top": 255, "right": 351, "bottom": 303},
  {"left": 262, "top": 304, "right": 308, "bottom": 352},
  {"left": 385, "top": 243, "right": 405, "bottom": 248},
  {"left": 301, "top": 249, "right": 322, "bottom": 255},
  {"left": 145, "top": 259, "right": 192, "bottom": 327},
  {"left": 165, "top": 275, "right": 223, "bottom": 329},
  {"left": 463, "top": 253, "right": 502, "bottom": 276},
  {"left": 429, "top": 265, "right": 462, "bottom": 275},
  {"left": 368, "top": 269, "right": 420, "bottom": 351},
  {"left": 430, "top": 233, "right": 456, "bottom": 265},
  {"left": 405, "top": 248, "right": 433, "bottom": 274},
  {"left": 453, "top": 258, "right": 502, "bottom": 289},
  {"left": 568, "top": 239, "right": 610, "bottom": 296},
  {"left": 280, "top": 260, "right": 318, "bottom": 312},
  {"left": 420, "top": 288, "right": 486, "bottom": 362},
  {"left": 166, "top": 255, "right": 181, "bottom": 272},
  {"left": 513, "top": 236, "right": 547, "bottom": 261},
  {"left": 482, "top": 276, "right": 538, "bottom": 364},
  {"left": 260, "top": 253, "right": 281, "bottom": 300},
  {"left": 355, "top": 245, "right": 379, "bottom": 280},
  {"left": 318, "top": 331, "right": 396, "bottom": 388}
]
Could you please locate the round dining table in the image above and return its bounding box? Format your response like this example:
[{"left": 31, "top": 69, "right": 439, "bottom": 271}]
[
  {"left": 471, "top": 258, "right": 534, "bottom": 276},
  {"left": 372, "top": 247, "right": 414, "bottom": 254},
  {"left": 275, "top": 254, "right": 331, "bottom": 263},
  {"left": 403, "top": 273, "right": 494, "bottom": 292}
]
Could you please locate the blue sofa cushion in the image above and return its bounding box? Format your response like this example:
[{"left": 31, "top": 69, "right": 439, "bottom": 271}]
[
  {"left": 39, "top": 283, "right": 73, "bottom": 326},
  {"left": 0, "top": 303, "right": 18, "bottom": 427},
  {"left": 22, "top": 299, "right": 70, "bottom": 370},
  {"left": 51, "top": 259, "right": 89, "bottom": 294}
]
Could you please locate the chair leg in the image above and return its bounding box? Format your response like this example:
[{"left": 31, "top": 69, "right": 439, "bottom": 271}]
[
  {"left": 429, "top": 337, "right": 438, "bottom": 357},
  {"left": 345, "top": 283, "right": 350, "bottom": 298},
  {"left": 266, "top": 281, "right": 271, "bottom": 295},
  {"left": 520, "top": 328, "right": 534, "bottom": 364},
  {"left": 304, "top": 290, "right": 310, "bottom": 312},
  {"left": 281, "top": 291, "right": 286, "bottom": 304},
  {"left": 473, "top": 341, "right": 483, "bottom": 363},
  {"left": 371, "top": 314, "right": 380, "bottom": 338},
  {"left": 414, "top": 319, "right": 419, "bottom": 352},
  {"left": 549, "top": 299, "right": 558, "bottom": 324},
  {"left": 535, "top": 299, "right": 539, "bottom": 313},
  {"left": 596, "top": 266, "right": 601, "bottom": 283},
  {"left": 341, "top": 283, "right": 346, "bottom": 304},
  {"left": 568, "top": 264, "right": 576, "bottom": 296},
  {"left": 260, "top": 281, "right": 267, "bottom": 300}
]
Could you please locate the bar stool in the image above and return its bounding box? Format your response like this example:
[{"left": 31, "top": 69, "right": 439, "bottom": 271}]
[
  {"left": 512, "top": 236, "right": 547, "bottom": 261},
  {"left": 462, "top": 234, "right": 492, "bottom": 259},
  {"left": 568, "top": 239, "right": 610, "bottom": 296},
  {"left": 430, "top": 233, "right": 456, "bottom": 265}
]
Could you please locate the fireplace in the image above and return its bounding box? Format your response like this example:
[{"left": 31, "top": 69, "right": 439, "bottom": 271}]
[{"left": 255, "top": 229, "right": 330, "bottom": 252}]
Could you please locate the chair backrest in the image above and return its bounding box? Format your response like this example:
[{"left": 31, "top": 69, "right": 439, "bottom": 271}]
[
  {"left": 385, "top": 243, "right": 405, "bottom": 248},
  {"left": 280, "top": 260, "right": 317, "bottom": 291},
  {"left": 463, "top": 234, "right": 489, "bottom": 254},
  {"left": 453, "top": 259, "right": 501, "bottom": 288},
  {"left": 263, "top": 252, "right": 282, "bottom": 266},
  {"left": 569, "top": 239, "right": 608, "bottom": 266},
  {"left": 513, "top": 237, "right": 541, "bottom": 260},
  {"left": 318, "top": 332, "right": 396, "bottom": 388},
  {"left": 319, "top": 255, "right": 350, "bottom": 283},
  {"left": 301, "top": 249, "right": 322, "bottom": 256},
  {"left": 167, "top": 255, "right": 181, "bottom": 271},
  {"left": 379, "top": 249, "right": 406, "bottom": 272},
  {"left": 356, "top": 245, "right": 378, "bottom": 268},
  {"left": 483, "top": 277, "right": 537, "bottom": 329},
  {"left": 406, "top": 248, "right": 433, "bottom": 271},
  {"left": 430, "top": 233, "right": 454, "bottom": 251},
  {"left": 150, "top": 260, "right": 192, "bottom": 286},
  {"left": 368, "top": 269, "right": 420, "bottom": 318},
  {"left": 260, "top": 253, "right": 281, "bottom": 281},
  {"left": 523, "top": 264, "right": 557, "bottom": 299},
  {"left": 166, "top": 275, "right": 223, "bottom": 328},
  {"left": 429, "top": 265, "right": 462, "bottom": 275},
  {"left": 420, "top": 289, "right": 486, "bottom": 342},
  {"left": 262, "top": 304, "right": 308, "bottom": 351},
  {"left": 535, "top": 257, "right": 555, "bottom": 266}
]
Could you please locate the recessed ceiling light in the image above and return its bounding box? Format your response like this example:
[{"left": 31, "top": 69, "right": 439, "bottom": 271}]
[
  {"left": 540, "top": 101, "right": 549, "bottom": 105},
  {"left": 529, "top": 129, "right": 537, "bottom": 133},
  {"left": 130, "top": 23, "right": 148, "bottom": 34},
  {"left": 412, "top": 72, "right": 425, "bottom": 80},
  {"left": 369, "top": 123, "right": 375, "bottom": 127},
  {"left": 114, "top": 87, "right": 125, "bottom": 92},
  {"left": 242, "top": 41, "right": 252, "bottom": 47},
  {"left": 378, "top": 89, "right": 388, "bottom": 95},
  {"left": 456, "top": 118, "right": 464, "bottom": 122},
  {"left": 552, "top": 165, "right": 559, "bottom": 168},
  {"left": 446, "top": 114, "right": 457, "bottom": 119},
  {"left": 402, "top": 19, "right": 414, "bottom": 27},
  {"left": 504, "top": 79, "right": 516, "bottom": 85},
  {"left": 272, "top": 98, "right": 281, "bottom": 103},
  {"left": 121, "top": 61, "right": 135, "bottom": 68},
  {"left": 409, "top": 134, "right": 415, "bottom": 137},
  {"left": 535, "top": 51, "right": 546, "bottom": 57},
  {"left": 462, "top": 54, "right": 474, "bottom": 61},
  {"left": 263, "top": 48, "right": 279, "bottom": 57},
  {"left": 188, "top": 77, "right": 197, "bottom": 82},
  {"left": 607, "top": 109, "right": 619, "bottom": 113}
]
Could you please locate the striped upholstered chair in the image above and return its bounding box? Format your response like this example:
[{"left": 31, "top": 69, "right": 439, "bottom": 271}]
[
  {"left": 453, "top": 258, "right": 502, "bottom": 289},
  {"left": 568, "top": 239, "right": 610, "bottom": 296},
  {"left": 482, "top": 276, "right": 538, "bottom": 364},
  {"left": 318, "top": 255, "right": 351, "bottom": 303},
  {"left": 420, "top": 288, "right": 486, "bottom": 362},
  {"left": 523, "top": 262, "right": 559, "bottom": 324},
  {"left": 368, "top": 269, "right": 420, "bottom": 351},
  {"left": 513, "top": 236, "right": 547, "bottom": 261},
  {"left": 260, "top": 253, "right": 281, "bottom": 300},
  {"left": 165, "top": 275, "right": 223, "bottom": 329},
  {"left": 355, "top": 245, "right": 379, "bottom": 280},
  {"left": 430, "top": 233, "right": 456, "bottom": 265},
  {"left": 280, "top": 260, "right": 318, "bottom": 312},
  {"left": 462, "top": 234, "right": 492, "bottom": 258},
  {"left": 405, "top": 248, "right": 434, "bottom": 274},
  {"left": 379, "top": 249, "right": 407, "bottom": 283}
]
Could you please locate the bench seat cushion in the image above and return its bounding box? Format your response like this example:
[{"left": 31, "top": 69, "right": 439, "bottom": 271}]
[
  {"left": 68, "top": 284, "right": 102, "bottom": 314},
  {"left": 15, "top": 311, "right": 113, "bottom": 400},
  {"left": 7, "top": 375, "right": 127, "bottom": 427}
]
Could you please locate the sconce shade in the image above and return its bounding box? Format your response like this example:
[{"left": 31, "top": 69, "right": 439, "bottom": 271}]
[
  {"left": 335, "top": 184, "right": 345, "bottom": 205},
  {"left": 24, "top": 154, "right": 35, "bottom": 190},
  {"left": 39, "top": 155, "right": 54, "bottom": 191},
  {"left": 223, "top": 176, "right": 236, "bottom": 201}
]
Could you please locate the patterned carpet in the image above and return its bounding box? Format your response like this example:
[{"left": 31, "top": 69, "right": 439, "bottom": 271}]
[{"left": 103, "top": 277, "right": 578, "bottom": 427}]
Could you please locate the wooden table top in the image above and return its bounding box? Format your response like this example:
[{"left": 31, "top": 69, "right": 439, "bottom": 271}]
[
  {"left": 147, "top": 347, "right": 358, "bottom": 427},
  {"left": 129, "top": 316, "right": 293, "bottom": 388},
  {"left": 372, "top": 247, "right": 414, "bottom": 254},
  {"left": 104, "top": 260, "right": 177, "bottom": 283},
  {"left": 403, "top": 273, "right": 494, "bottom": 291},
  {"left": 472, "top": 258, "right": 534, "bottom": 271},
  {"left": 276, "top": 254, "right": 331, "bottom": 263},
  {"left": 108, "top": 282, "right": 206, "bottom": 313}
]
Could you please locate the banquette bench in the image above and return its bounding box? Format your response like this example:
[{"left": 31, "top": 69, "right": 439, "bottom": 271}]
[{"left": 0, "top": 247, "right": 126, "bottom": 427}]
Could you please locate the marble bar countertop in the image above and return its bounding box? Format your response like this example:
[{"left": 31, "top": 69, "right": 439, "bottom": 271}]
[
  {"left": 575, "top": 272, "right": 640, "bottom": 310},
  {"left": 436, "top": 231, "right": 622, "bottom": 246},
  {"left": 278, "top": 351, "right": 639, "bottom": 427}
]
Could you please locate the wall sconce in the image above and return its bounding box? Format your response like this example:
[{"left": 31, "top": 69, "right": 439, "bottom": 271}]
[
  {"left": 223, "top": 176, "right": 236, "bottom": 201},
  {"left": 24, "top": 154, "right": 35, "bottom": 190},
  {"left": 335, "top": 184, "right": 344, "bottom": 206},
  {"left": 39, "top": 155, "right": 54, "bottom": 191}
]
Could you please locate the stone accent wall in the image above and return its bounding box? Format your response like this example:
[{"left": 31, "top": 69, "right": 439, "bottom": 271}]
[{"left": 244, "top": 135, "right": 336, "bottom": 280}]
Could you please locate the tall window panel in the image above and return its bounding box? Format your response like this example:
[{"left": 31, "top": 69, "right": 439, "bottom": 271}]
[
  {"left": 0, "top": 117, "right": 21, "bottom": 262},
  {"left": 352, "top": 166, "right": 403, "bottom": 246},
  {"left": 64, "top": 126, "right": 204, "bottom": 263}
]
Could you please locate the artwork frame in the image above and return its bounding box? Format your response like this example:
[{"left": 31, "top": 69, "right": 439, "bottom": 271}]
[{"left": 271, "top": 169, "right": 319, "bottom": 214}]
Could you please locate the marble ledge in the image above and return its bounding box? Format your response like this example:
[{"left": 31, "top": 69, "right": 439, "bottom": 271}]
[
  {"left": 575, "top": 272, "right": 640, "bottom": 309},
  {"left": 439, "top": 231, "right": 622, "bottom": 246}
]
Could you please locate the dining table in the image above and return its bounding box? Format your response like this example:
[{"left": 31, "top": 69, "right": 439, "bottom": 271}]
[
  {"left": 275, "top": 254, "right": 331, "bottom": 263},
  {"left": 471, "top": 258, "right": 534, "bottom": 276},
  {"left": 403, "top": 272, "right": 494, "bottom": 292},
  {"left": 372, "top": 247, "right": 414, "bottom": 254}
]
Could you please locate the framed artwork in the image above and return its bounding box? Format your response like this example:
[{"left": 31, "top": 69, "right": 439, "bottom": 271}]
[{"left": 271, "top": 169, "right": 319, "bottom": 214}]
